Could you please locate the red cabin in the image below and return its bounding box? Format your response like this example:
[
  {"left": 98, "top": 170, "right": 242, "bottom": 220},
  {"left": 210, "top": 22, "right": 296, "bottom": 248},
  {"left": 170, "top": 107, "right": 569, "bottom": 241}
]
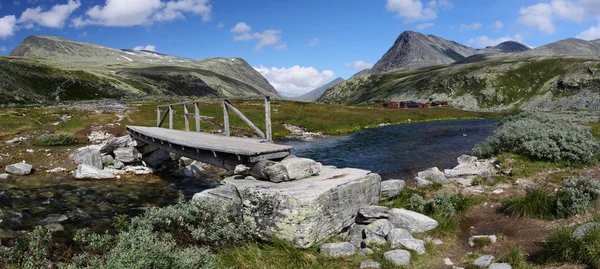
[
  {"left": 384, "top": 102, "right": 399, "bottom": 108},
  {"left": 418, "top": 103, "right": 429, "bottom": 109}
]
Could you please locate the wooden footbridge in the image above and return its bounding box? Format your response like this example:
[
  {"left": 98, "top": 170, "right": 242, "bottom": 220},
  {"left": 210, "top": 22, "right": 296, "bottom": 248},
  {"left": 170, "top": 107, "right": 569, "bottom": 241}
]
[{"left": 126, "top": 95, "right": 292, "bottom": 170}]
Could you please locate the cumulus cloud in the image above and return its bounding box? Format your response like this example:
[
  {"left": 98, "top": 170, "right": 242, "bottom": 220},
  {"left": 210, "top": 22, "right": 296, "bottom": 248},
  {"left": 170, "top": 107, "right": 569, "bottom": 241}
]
[
  {"left": 492, "top": 21, "right": 503, "bottom": 31},
  {"left": 518, "top": 3, "right": 556, "bottom": 34},
  {"left": 18, "top": 0, "right": 80, "bottom": 28},
  {"left": 386, "top": 0, "right": 437, "bottom": 23},
  {"left": 577, "top": 24, "right": 600, "bottom": 40},
  {"left": 416, "top": 22, "right": 434, "bottom": 30},
  {"left": 305, "top": 38, "right": 320, "bottom": 47},
  {"left": 0, "top": 15, "right": 17, "bottom": 39},
  {"left": 518, "top": 0, "right": 600, "bottom": 34},
  {"left": 72, "top": 0, "right": 211, "bottom": 27},
  {"left": 467, "top": 34, "right": 524, "bottom": 47},
  {"left": 254, "top": 65, "right": 336, "bottom": 97},
  {"left": 231, "top": 22, "right": 284, "bottom": 51},
  {"left": 345, "top": 60, "right": 374, "bottom": 70},
  {"left": 133, "top": 45, "right": 156, "bottom": 51},
  {"left": 460, "top": 22, "right": 482, "bottom": 32}
]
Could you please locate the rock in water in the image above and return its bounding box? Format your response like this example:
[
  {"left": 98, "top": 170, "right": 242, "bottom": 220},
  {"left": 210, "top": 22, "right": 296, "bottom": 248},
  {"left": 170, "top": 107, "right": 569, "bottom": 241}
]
[
  {"left": 280, "top": 158, "right": 322, "bottom": 180},
  {"left": 74, "top": 164, "right": 116, "bottom": 179},
  {"left": 5, "top": 162, "right": 33, "bottom": 175},
  {"left": 101, "top": 154, "right": 114, "bottom": 165},
  {"left": 383, "top": 249, "right": 411, "bottom": 266},
  {"left": 73, "top": 146, "right": 103, "bottom": 169},
  {"left": 320, "top": 242, "right": 356, "bottom": 257},
  {"left": 389, "top": 208, "right": 438, "bottom": 233},
  {"left": 222, "top": 166, "right": 381, "bottom": 248},
  {"left": 114, "top": 147, "right": 142, "bottom": 164},
  {"left": 380, "top": 179, "right": 405, "bottom": 199}
]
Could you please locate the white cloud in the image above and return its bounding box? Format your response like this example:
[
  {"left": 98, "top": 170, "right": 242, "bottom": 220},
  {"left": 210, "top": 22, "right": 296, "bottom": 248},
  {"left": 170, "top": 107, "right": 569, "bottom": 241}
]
[
  {"left": 386, "top": 0, "right": 437, "bottom": 23},
  {"left": 0, "top": 46, "right": 7, "bottom": 52},
  {"left": 551, "top": 0, "right": 585, "bottom": 22},
  {"left": 133, "top": 45, "right": 156, "bottom": 51},
  {"left": 345, "top": 60, "right": 374, "bottom": 70},
  {"left": 217, "top": 22, "right": 223, "bottom": 28},
  {"left": 428, "top": 0, "right": 453, "bottom": 9},
  {"left": 460, "top": 22, "right": 482, "bottom": 32},
  {"left": 0, "top": 15, "right": 17, "bottom": 39},
  {"left": 72, "top": 0, "right": 211, "bottom": 27},
  {"left": 518, "top": 3, "right": 554, "bottom": 34},
  {"left": 305, "top": 38, "right": 320, "bottom": 47},
  {"left": 467, "top": 34, "right": 524, "bottom": 47},
  {"left": 231, "top": 22, "right": 284, "bottom": 51},
  {"left": 416, "top": 22, "right": 434, "bottom": 30},
  {"left": 492, "top": 21, "right": 503, "bottom": 31},
  {"left": 577, "top": 24, "right": 600, "bottom": 40},
  {"left": 18, "top": 0, "right": 81, "bottom": 28},
  {"left": 518, "top": 0, "right": 600, "bottom": 34},
  {"left": 254, "top": 65, "right": 336, "bottom": 97}
]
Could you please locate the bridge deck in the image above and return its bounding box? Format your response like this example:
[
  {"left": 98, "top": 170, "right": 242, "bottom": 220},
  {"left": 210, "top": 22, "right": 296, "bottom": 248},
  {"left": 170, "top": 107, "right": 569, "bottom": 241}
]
[{"left": 126, "top": 126, "right": 292, "bottom": 158}]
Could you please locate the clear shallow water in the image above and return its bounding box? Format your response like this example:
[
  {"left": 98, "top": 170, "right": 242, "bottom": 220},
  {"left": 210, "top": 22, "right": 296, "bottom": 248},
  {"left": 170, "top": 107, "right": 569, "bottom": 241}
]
[{"left": 279, "top": 119, "right": 498, "bottom": 180}]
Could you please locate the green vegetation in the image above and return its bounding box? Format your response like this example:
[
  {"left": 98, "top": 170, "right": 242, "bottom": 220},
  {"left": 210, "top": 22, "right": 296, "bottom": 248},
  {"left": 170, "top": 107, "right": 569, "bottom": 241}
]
[
  {"left": 499, "top": 246, "right": 532, "bottom": 269},
  {"left": 472, "top": 237, "right": 493, "bottom": 249},
  {"left": 34, "top": 133, "right": 78, "bottom": 146},
  {"left": 473, "top": 113, "right": 600, "bottom": 164},
  {"left": 541, "top": 225, "right": 600, "bottom": 267}
]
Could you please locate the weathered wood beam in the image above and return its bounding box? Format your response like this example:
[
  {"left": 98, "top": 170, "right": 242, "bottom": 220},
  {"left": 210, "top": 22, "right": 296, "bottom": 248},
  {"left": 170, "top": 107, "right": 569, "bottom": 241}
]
[
  {"left": 223, "top": 101, "right": 230, "bottom": 136},
  {"left": 183, "top": 104, "right": 189, "bottom": 131},
  {"left": 265, "top": 96, "right": 272, "bottom": 142},
  {"left": 194, "top": 102, "right": 200, "bottom": 132},
  {"left": 157, "top": 109, "right": 169, "bottom": 128},
  {"left": 156, "top": 107, "right": 161, "bottom": 127},
  {"left": 169, "top": 105, "right": 173, "bottom": 130},
  {"left": 156, "top": 95, "right": 272, "bottom": 108},
  {"left": 224, "top": 100, "right": 266, "bottom": 139}
]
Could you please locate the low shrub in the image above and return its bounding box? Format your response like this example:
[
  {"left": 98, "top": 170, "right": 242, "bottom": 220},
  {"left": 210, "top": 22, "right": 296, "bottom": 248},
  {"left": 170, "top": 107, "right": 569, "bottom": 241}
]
[
  {"left": 408, "top": 190, "right": 475, "bottom": 218},
  {"left": 541, "top": 225, "right": 600, "bottom": 267},
  {"left": 499, "top": 246, "right": 532, "bottom": 269},
  {"left": 472, "top": 237, "right": 493, "bottom": 249},
  {"left": 501, "top": 188, "right": 558, "bottom": 220},
  {"left": 35, "top": 133, "right": 78, "bottom": 146},
  {"left": 473, "top": 114, "right": 599, "bottom": 164}
]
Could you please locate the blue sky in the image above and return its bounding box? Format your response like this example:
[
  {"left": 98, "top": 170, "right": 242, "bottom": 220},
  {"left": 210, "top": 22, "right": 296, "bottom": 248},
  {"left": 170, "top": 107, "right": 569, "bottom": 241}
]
[{"left": 0, "top": 0, "right": 599, "bottom": 96}]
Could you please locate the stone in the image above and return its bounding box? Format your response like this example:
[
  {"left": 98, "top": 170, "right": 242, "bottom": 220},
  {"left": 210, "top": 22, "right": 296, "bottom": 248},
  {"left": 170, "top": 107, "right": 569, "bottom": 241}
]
[
  {"left": 74, "top": 164, "right": 116, "bottom": 179},
  {"left": 364, "top": 219, "right": 394, "bottom": 238},
  {"left": 572, "top": 222, "right": 600, "bottom": 239},
  {"left": 73, "top": 146, "right": 103, "bottom": 169},
  {"left": 389, "top": 208, "right": 438, "bottom": 233},
  {"left": 6, "top": 137, "right": 26, "bottom": 144},
  {"left": 249, "top": 160, "right": 289, "bottom": 182},
  {"left": 114, "top": 147, "right": 142, "bottom": 164},
  {"left": 415, "top": 177, "right": 432, "bottom": 186},
  {"left": 5, "top": 162, "right": 33, "bottom": 175},
  {"left": 46, "top": 167, "right": 67, "bottom": 173},
  {"left": 280, "top": 158, "right": 322, "bottom": 180},
  {"left": 457, "top": 155, "right": 478, "bottom": 164},
  {"left": 443, "top": 257, "right": 454, "bottom": 266},
  {"left": 142, "top": 149, "right": 170, "bottom": 168},
  {"left": 356, "top": 205, "right": 389, "bottom": 224},
  {"left": 44, "top": 223, "right": 65, "bottom": 233},
  {"left": 113, "top": 160, "right": 125, "bottom": 170},
  {"left": 380, "top": 179, "right": 405, "bottom": 199},
  {"left": 360, "top": 260, "right": 381, "bottom": 269},
  {"left": 234, "top": 164, "right": 251, "bottom": 175},
  {"left": 492, "top": 189, "right": 504, "bottom": 194},
  {"left": 346, "top": 223, "right": 366, "bottom": 248},
  {"left": 192, "top": 184, "right": 242, "bottom": 215},
  {"left": 40, "top": 214, "right": 68, "bottom": 224},
  {"left": 387, "top": 228, "right": 414, "bottom": 247},
  {"left": 445, "top": 157, "right": 496, "bottom": 178},
  {"left": 456, "top": 177, "right": 474, "bottom": 187},
  {"left": 179, "top": 157, "right": 195, "bottom": 166},
  {"left": 461, "top": 186, "right": 486, "bottom": 196},
  {"left": 101, "top": 154, "right": 114, "bottom": 165},
  {"left": 468, "top": 235, "right": 498, "bottom": 247},
  {"left": 319, "top": 242, "right": 356, "bottom": 258},
  {"left": 0, "top": 173, "right": 8, "bottom": 179},
  {"left": 473, "top": 255, "right": 494, "bottom": 268},
  {"left": 416, "top": 167, "right": 449, "bottom": 184},
  {"left": 383, "top": 249, "right": 411, "bottom": 266},
  {"left": 360, "top": 248, "right": 374, "bottom": 255},
  {"left": 364, "top": 235, "right": 387, "bottom": 246},
  {"left": 100, "top": 136, "right": 132, "bottom": 154},
  {"left": 221, "top": 166, "right": 380, "bottom": 248},
  {"left": 396, "top": 238, "right": 426, "bottom": 254},
  {"left": 489, "top": 263, "right": 512, "bottom": 269}
]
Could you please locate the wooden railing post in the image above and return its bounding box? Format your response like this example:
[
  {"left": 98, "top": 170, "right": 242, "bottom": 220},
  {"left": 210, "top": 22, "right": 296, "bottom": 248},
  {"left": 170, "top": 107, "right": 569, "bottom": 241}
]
[
  {"left": 156, "top": 107, "right": 161, "bottom": 127},
  {"left": 223, "top": 100, "right": 230, "bottom": 136},
  {"left": 194, "top": 102, "right": 200, "bottom": 132},
  {"left": 183, "top": 104, "right": 190, "bottom": 131},
  {"left": 169, "top": 105, "right": 173, "bottom": 129},
  {"left": 265, "top": 96, "right": 272, "bottom": 142}
]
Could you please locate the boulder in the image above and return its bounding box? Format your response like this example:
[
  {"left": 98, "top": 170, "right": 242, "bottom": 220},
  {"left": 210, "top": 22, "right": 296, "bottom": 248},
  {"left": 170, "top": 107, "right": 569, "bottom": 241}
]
[
  {"left": 380, "top": 179, "right": 405, "bottom": 199},
  {"left": 364, "top": 234, "right": 387, "bottom": 245},
  {"left": 364, "top": 219, "right": 394, "bottom": 238},
  {"left": 457, "top": 155, "right": 478, "bottom": 164},
  {"left": 473, "top": 255, "right": 494, "bottom": 268},
  {"left": 387, "top": 228, "right": 413, "bottom": 247},
  {"left": 101, "top": 154, "right": 114, "bottom": 165},
  {"left": 389, "top": 208, "right": 438, "bottom": 233},
  {"left": 179, "top": 157, "right": 195, "bottom": 167},
  {"left": 73, "top": 146, "right": 103, "bottom": 169},
  {"left": 100, "top": 136, "right": 132, "bottom": 154},
  {"left": 415, "top": 177, "right": 433, "bottom": 186},
  {"left": 383, "top": 249, "right": 411, "bottom": 266},
  {"left": 572, "top": 222, "right": 600, "bottom": 239},
  {"left": 222, "top": 166, "right": 381, "bottom": 248},
  {"left": 346, "top": 224, "right": 366, "bottom": 248},
  {"left": 319, "top": 242, "right": 356, "bottom": 258},
  {"left": 360, "top": 260, "right": 381, "bottom": 269},
  {"left": 356, "top": 205, "right": 389, "bottom": 224},
  {"left": 396, "top": 238, "right": 426, "bottom": 255},
  {"left": 280, "top": 158, "right": 322, "bottom": 180},
  {"left": 234, "top": 164, "right": 251, "bottom": 175},
  {"left": 114, "top": 147, "right": 142, "bottom": 164},
  {"left": 0, "top": 173, "right": 8, "bottom": 179},
  {"left": 74, "top": 164, "right": 116, "bottom": 179},
  {"left": 445, "top": 156, "right": 496, "bottom": 178},
  {"left": 416, "top": 167, "right": 449, "bottom": 184},
  {"left": 360, "top": 248, "right": 374, "bottom": 255},
  {"left": 489, "top": 263, "right": 512, "bottom": 269},
  {"left": 249, "top": 160, "right": 289, "bottom": 183},
  {"left": 468, "top": 235, "right": 498, "bottom": 247},
  {"left": 5, "top": 162, "right": 33, "bottom": 175},
  {"left": 142, "top": 149, "right": 170, "bottom": 168}
]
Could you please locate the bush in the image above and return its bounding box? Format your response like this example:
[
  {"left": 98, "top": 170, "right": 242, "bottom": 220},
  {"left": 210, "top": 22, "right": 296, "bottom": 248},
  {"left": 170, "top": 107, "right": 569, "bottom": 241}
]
[
  {"left": 473, "top": 114, "right": 599, "bottom": 164},
  {"left": 499, "top": 246, "right": 532, "bottom": 269},
  {"left": 501, "top": 188, "right": 558, "bottom": 220},
  {"left": 541, "top": 225, "right": 600, "bottom": 267},
  {"left": 35, "top": 133, "right": 78, "bottom": 146},
  {"left": 407, "top": 190, "right": 474, "bottom": 218}
]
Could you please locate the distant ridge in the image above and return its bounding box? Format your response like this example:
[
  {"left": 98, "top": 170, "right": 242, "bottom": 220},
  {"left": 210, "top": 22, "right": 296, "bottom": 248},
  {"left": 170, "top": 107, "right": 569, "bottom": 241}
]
[
  {"left": 289, "top": 77, "right": 345, "bottom": 102},
  {"left": 522, "top": 38, "right": 600, "bottom": 56}
]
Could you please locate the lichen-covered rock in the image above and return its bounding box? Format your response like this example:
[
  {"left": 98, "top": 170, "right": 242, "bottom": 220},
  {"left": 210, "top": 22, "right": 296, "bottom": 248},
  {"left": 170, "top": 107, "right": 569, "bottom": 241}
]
[
  {"left": 383, "top": 249, "right": 411, "bottom": 266},
  {"left": 346, "top": 223, "right": 366, "bottom": 248},
  {"left": 249, "top": 160, "right": 289, "bottom": 182},
  {"left": 5, "top": 162, "right": 33, "bottom": 175},
  {"left": 192, "top": 184, "right": 242, "bottom": 217},
  {"left": 280, "top": 158, "right": 322, "bottom": 180},
  {"left": 415, "top": 177, "right": 433, "bottom": 186},
  {"left": 457, "top": 155, "right": 478, "bottom": 164},
  {"left": 114, "top": 147, "right": 142, "bottom": 164},
  {"left": 320, "top": 242, "right": 356, "bottom": 258},
  {"left": 73, "top": 146, "right": 103, "bottom": 169},
  {"left": 224, "top": 166, "right": 381, "bottom": 248},
  {"left": 101, "top": 154, "right": 114, "bottom": 165},
  {"left": 364, "top": 219, "right": 394, "bottom": 238},
  {"left": 396, "top": 238, "right": 426, "bottom": 255},
  {"left": 445, "top": 156, "right": 496, "bottom": 178},
  {"left": 74, "top": 164, "right": 116, "bottom": 179},
  {"left": 380, "top": 179, "right": 405, "bottom": 199},
  {"left": 387, "top": 228, "right": 413, "bottom": 247},
  {"left": 389, "top": 208, "right": 438, "bottom": 233}
]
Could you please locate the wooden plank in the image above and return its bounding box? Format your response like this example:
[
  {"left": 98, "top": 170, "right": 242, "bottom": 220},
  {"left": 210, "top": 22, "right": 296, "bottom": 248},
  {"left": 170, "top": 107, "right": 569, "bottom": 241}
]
[
  {"left": 265, "top": 96, "right": 272, "bottom": 142},
  {"left": 157, "top": 109, "right": 169, "bottom": 127},
  {"left": 223, "top": 101, "right": 230, "bottom": 136},
  {"left": 156, "top": 107, "right": 161, "bottom": 127},
  {"left": 183, "top": 104, "right": 189, "bottom": 131},
  {"left": 194, "top": 102, "right": 200, "bottom": 132},
  {"left": 169, "top": 105, "right": 173, "bottom": 129},
  {"left": 224, "top": 100, "right": 266, "bottom": 139},
  {"left": 156, "top": 95, "right": 272, "bottom": 108}
]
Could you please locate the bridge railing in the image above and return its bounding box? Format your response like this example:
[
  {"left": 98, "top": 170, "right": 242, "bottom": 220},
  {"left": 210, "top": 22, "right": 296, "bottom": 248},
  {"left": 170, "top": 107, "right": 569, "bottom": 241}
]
[{"left": 156, "top": 95, "right": 273, "bottom": 142}]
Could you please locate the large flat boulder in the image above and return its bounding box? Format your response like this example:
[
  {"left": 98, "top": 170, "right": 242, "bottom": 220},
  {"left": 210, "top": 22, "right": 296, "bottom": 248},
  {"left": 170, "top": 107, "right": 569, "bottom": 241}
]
[
  {"left": 222, "top": 166, "right": 381, "bottom": 248},
  {"left": 389, "top": 208, "right": 438, "bottom": 233}
]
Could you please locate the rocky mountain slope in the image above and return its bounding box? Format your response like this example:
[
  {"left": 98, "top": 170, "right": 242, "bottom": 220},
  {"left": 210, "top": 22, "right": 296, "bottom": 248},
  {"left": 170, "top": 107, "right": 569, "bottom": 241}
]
[
  {"left": 289, "top": 77, "right": 345, "bottom": 102},
  {"left": 0, "top": 35, "right": 280, "bottom": 104},
  {"left": 319, "top": 35, "right": 600, "bottom": 111}
]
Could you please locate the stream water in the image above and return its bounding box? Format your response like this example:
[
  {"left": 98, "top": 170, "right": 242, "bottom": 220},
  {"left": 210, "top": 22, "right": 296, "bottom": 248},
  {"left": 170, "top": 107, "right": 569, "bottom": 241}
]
[{"left": 0, "top": 118, "right": 497, "bottom": 237}]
